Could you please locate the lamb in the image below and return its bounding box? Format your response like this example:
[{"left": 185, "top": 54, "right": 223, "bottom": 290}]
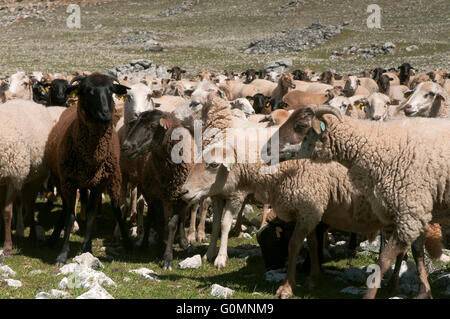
[
  {"left": 343, "top": 76, "right": 374, "bottom": 97},
  {"left": 167, "top": 66, "right": 186, "bottom": 81},
  {"left": 229, "top": 98, "right": 255, "bottom": 116},
  {"left": 0, "top": 100, "right": 65, "bottom": 255},
  {"left": 362, "top": 92, "right": 391, "bottom": 121},
  {"left": 121, "top": 109, "right": 196, "bottom": 270},
  {"left": 7, "top": 72, "right": 32, "bottom": 100},
  {"left": 377, "top": 74, "right": 409, "bottom": 102},
  {"left": 266, "top": 105, "right": 450, "bottom": 299},
  {"left": 398, "top": 63, "right": 416, "bottom": 87},
  {"left": 270, "top": 73, "right": 296, "bottom": 99},
  {"left": 246, "top": 93, "right": 271, "bottom": 114},
  {"left": 400, "top": 81, "right": 449, "bottom": 118},
  {"left": 44, "top": 73, "right": 132, "bottom": 265}
]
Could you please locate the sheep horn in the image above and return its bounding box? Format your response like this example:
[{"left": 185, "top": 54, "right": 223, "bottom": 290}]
[
  {"left": 70, "top": 75, "right": 87, "bottom": 85},
  {"left": 314, "top": 105, "right": 343, "bottom": 122}
]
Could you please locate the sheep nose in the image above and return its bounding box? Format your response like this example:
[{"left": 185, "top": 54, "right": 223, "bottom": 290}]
[
  {"left": 121, "top": 141, "right": 135, "bottom": 152},
  {"left": 180, "top": 190, "right": 189, "bottom": 197},
  {"left": 373, "top": 115, "right": 381, "bottom": 121}
]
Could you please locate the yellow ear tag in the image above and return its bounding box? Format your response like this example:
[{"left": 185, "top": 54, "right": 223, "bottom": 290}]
[
  {"left": 70, "top": 90, "right": 78, "bottom": 98},
  {"left": 45, "top": 86, "right": 50, "bottom": 93},
  {"left": 266, "top": 102, "right": 271, "bottom": 108},
  {"left": 119, "top": 95, "right": 126, "bottom": 101},
  {"left": 356, "top": 102, "right": 363, "bottom": 110},
  {"left": 275, "top": 226, "right": 282, "bottom": 238}
]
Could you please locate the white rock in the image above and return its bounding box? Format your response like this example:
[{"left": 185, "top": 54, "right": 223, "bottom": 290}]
[
  {"left": 340, "top": 286, "right": 366, "bottom": 295},
  {"left": 129, "top": 267, "right": 160, "bottom": 282},
  {"left": 178, "top": 254, "right": 202, "bottom": 269},
  {"left": 59, "top": 267, "right": 116, "bottom": 289},
  {"left": 29, "top": 270, "right": 43, "bottom": 275},
  {"left": 359, "top": 236, "right": 381, "bottom": 253},
  {"left": 50, "top": 289, "right": 71, "bottom": 299},
  {"left": 405, "top": 45, "right": 418, "bottom": 52},
  {"left": 4, "top": 279, "right": 22, "bottom": 288},
  {"left": 76, "top": 284, "right": 114, "bottom": 299},
  {"left": 72, "top": 252, "right": 104, "bottom": 269},
  {"left": 211, "top": 284, "right": 234, "bottom": 299},
  {"left": 439, "top": 254, "right": 450, "bottom": 263},
  {"left": 123, "top": 277, "right": 132, "bottom": 282},
  {"left": 0, "top": 265, "right": 16, "bottom": 278},
  {"left": 35, "top": 292, "right": 51, "bottom": 299},
  {"left": 265, "top": 269, "right": 286, "bottom": 282},
  {"left": 58, "top": 263, "right": 87, "bottom": 275},
  {"left": 243, "top": 233, "right": 252, "bottom": 239}
]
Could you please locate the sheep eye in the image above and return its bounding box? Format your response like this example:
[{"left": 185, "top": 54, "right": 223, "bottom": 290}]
[
  {"left": 207, "top": 162, "right": 220, "bottom": 169},
  {"left": 426, "top": 92, "right": 435, "bottom": 98},
  {"left": 294, "top": 122, "right": 308, "bottom": 131}
]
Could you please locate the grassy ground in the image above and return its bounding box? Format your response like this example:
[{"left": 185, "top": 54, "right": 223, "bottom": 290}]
[
  {"left": 0, "top": 0, "right": 449, "bottom": 76},
  {"left": 1, "top": 199, "right": 449, "bottom": 299}
]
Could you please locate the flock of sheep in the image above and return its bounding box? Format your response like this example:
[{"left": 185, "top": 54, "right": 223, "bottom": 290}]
[{"left": 0, "top": 62, "right": 448, "bottom": 299}]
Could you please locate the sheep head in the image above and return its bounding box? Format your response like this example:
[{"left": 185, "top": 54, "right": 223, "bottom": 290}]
[
  {"left": 263, "top": 105, "right": 342, "bottom": 163},
  {"left": 67, "top": 73, "right": 129, "bottom": 123}
]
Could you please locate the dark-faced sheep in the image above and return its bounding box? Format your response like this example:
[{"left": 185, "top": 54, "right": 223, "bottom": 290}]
[{"left": 44, "top": 72, "right": 131, "bottom": 265}]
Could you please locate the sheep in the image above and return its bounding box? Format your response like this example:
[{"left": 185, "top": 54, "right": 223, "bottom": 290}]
[
  {"left": 0, "top": 80, "right": 9, "bottom": 103},
  {"left": 427, "top": 70, "right": 448, "bottom": 86},
  {"left": 319, "top": 71, "right": 346, "bottom": 88},
  {"left": 327, "top": 96, "right": 351, "bottom": 115},
  {"left": 266, "top": 71, "right": 280, "bottom": 82},
  {"left": 246, "top": 93, "right": 271, "bottom": 114},
  {"left": 7, "top": 71, "right": 32, "bottom": 100},
  {"left": 372, "top": 67, "right": 400, "bottom": 85},
  {"left": 187, "top": 197, "right": 211, "bottom": 243},
  {"left": 229, "top": 98, "right": 255, "bottom": 116},
  {"left": 270, "top": 73, "right": 296, "bottom": 99},
  {"left": 266, "top": 105, "right": 450, "bottom": 299},
  {"left": 292, "top": 69, "right": 310, "bottom": 81},
  {"left": 363, "top": 92, "right": 391, "bottom": 121},
  {"left": 283, "top": 90, "right": 333, "bottom": 107},
  {"left": 410, "top": 74, "right": 431, "bottom": 89},
  {"left": 221, "top": 80, "right": 259, "bottom": 100},
  {"left": 0, "top": 100, "right": 65, "bottom": 254},
  {"left": 121, "top": 109, "right": 196, "bottom": 270},
  {"left": 261, "top": 109, "right": 291, "bottom": 126},
  {"left": 167, "top": 66, "right": 186, "bottom": 81},
  {"left": 398, "top": 63, "right": 416, "bottom": 87},
  {"left": 249, "top": 79, "right": 278, "bottom": 97},
  {"left": 343, "top": 76, "right": 373, "bottom": 97},
  {"left": 399, "top": 81, "right": 449, "bottom": 118},
  {"left": 39, "top": 79, "right": 70, "bottom": 106},
  {"left": 44, "top": 73, "right": 132, "bottom": 265},
  {"left": 377, "top": 74, "right": 409, "bottom": 102},
  {"left": 241, "top": 69, "right": 258, "bottom": 84}
]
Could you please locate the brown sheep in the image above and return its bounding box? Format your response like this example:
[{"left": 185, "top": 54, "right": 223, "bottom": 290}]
[
  {"left": 270, "top": 73, "right": 296, "bottom": 99},
  {"left": 283, "top": 90, "right": 333, "bottom": 107},
  {"left": 44, "top": 73, "right": 132, "bottom": 265}
]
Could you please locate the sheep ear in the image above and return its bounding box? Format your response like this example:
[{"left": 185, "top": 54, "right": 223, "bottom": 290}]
[
  {"left": 113, "top": 84, "right": 130, "bottom": 95},
  {"left": 311, "top": 118, "right": 324, "bottom": 135},
  {"left": 167, "top": 69, "right": 172, "bottom": 73},
  {"left": 404, "top": 90, "right": 413, "bottom": 99},
  {"left": 181, "top": 70, "right": 186, "bottom": 73},
  {"left": 66, "top": 85, "right": 79, "bottom": 97},
  {"left": 246, "top": 96, "right": 253, "bottom": 102},
  {"left": 152, "top": 90, "right": 162, "bottom": 98},
  {"left": 184, "top": 89, "right": 194, "bottom": 97}
]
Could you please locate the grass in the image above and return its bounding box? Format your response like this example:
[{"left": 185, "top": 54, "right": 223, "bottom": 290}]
[
  {"left": 1, "top": 199, "right": 449, "bottom": 299},
  {"left": 0, "top": 0, "right": 448, "bottom": 76}
]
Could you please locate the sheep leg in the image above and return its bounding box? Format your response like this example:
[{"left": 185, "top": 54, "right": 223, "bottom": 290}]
[
  {"left": 260, "top": 204, "right": 269, "bottom": 230},
  {"left": 129, "top": 187, "right": 138, "bottom": 221},
  {"left": 1, "top": 184, "right": 15, "bottom": 256},
  {"left": 196, "top": 197, "right": 209, "bottom": 243},
  {"left": 214, "top": 201, "right": 235, "bottom": 269},
  {"left": 15, "top": 197, "right": 25, "bottom": 239},
  {"left": 187, "top": 203, "right": 199, "bottom": 244},
  {"left": 79, "top": 189, "right": 88, "bottom": 221},
  {"left": 47, "top": 202, "right": 66, "bottom": 248},
  {"left": 136, "top": 195, "right": 145, "bottom": 238},
  {"left": 363, "top": 234, "right": 407, "bottom": 299},
  {"left": 110, "top": 198, "right": 133, "bottom": 252},
  {"left": 411, "top": 235, "right": 432, "bottom": 299},
  {"left": 305, "top": 229, "right": 322, "bottom": 289},
  {"left": 204, "top": 197, "right": 224, "bottom": 262},
  {"left": 385, "top": 251, "right": 405, "bottom": 293},
  {"left": 276, "top": 220, "right": 312, "bottom": 299},
  {"left": 81, "top": 189, "right": 101, "bottom": 253},
  {"left": 163, "top": 213, "right": 179, "bottom": 270},
  {"left": 231, "top": 208, "right": 243, "bottom": 237},
  {"left": 177, "top": 207, "right": 189, "bottom": 249},
  {"left": 55, "top": 192, "right": 77, "bottom": 266}
]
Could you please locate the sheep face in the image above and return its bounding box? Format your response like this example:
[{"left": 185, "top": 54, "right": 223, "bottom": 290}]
[
  {"left": 123, "top": 83, "right": 154, "bottom": 124},
  {"left": 47, "top": 79, "right": 70, "bottom": 106},
  {"left": 343, "top": 76, "right": 359, "bottom": 96},
  {"left": 292, "top": 70, "right": 308, "bottom": 81},
  {"left": 181, "top": 143, "right": 235, "bottom": 205},
  {"left": 242, "top": 69, "right": 257, "bottom": 84},
  {"left": 247, "top": 93, "right": 270, "bottom": 114},
  {"left": 230, "top": 98, "right": 255, "bottom": 116},
  {"left": 366, "top": 93, "right": 390, "bottom": 121},
  {"left": 122, "top": 110, "right": 168, "bottom": 159},
  {"left": 401, "top": 82, "right": 447, "bottom": 117},
  {"left": 264, "top": 106, "right": 342, "bottom": 163},
  {"left": 8, "top": 71, "right": 30, "bottom": 95},
  {"left": 68, "top": 73, "right": 129, "bottom": 123},
  {"left": 167, "top": 66, "right": 186, "bottom": 81}
]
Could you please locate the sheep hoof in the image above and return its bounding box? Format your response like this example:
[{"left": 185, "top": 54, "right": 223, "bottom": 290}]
[
  {"left": 276, "top": 284, "right": 293, "bottom": 299},
  {"left": 55, "top": 252, "right": 68, "bottom": 266},
  {"left": 2, "top": 247, "right": 13, "bottom": 257},
  {"left": 196, "top": 232, "right": 206, "bottom": 243},
  {"left": 163, "top": 260, "right": 173, "bottom": 271},
  {"left": 179, "top": 237, "right": 189, "bottom": 250},
  {"left": 187, "top": 233, "right": 196, "bottom": 244},
  {"left": 214, "top": 254, "right": 228, "bottom": 269}
]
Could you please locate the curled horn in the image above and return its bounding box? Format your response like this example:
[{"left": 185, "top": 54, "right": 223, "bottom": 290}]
[
  {"left": 70, "top": 75, "right": 87, "bottom": 85},
  {"left": 314, "top": 105, "right": 343, "bottom": 122}
]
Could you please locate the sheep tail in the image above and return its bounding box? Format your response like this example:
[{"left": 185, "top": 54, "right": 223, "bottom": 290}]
[{"left": 424, "top": 223, "right": 443, "bottom": 260}]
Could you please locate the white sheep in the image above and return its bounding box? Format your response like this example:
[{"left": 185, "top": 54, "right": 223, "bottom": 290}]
[
  {"left": 400, "top": 81, "right": 449, "bottom": 118},
  {"left": 269, "top": 105, "right": 450, "bottom": 299},
  {"left": 0, "top": 100, "right": 65, "bottom": 254}
]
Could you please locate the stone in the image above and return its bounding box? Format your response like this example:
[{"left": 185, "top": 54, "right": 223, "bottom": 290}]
[
  {"left": 243, "top": 233, "right": 252, "bottom": 239},
  {"left": 405, "top": 45, "right": 418, "bottom": 52},
  {"left": 340, "top": 286, "right": 366, "bottom": 295},
  {"left": 129, "top": 267, "right": 160, "bottom": 281},
  {"left": 0, "top": 265, "right": 16, "bottom": 278},
  {"left": 58, "top": 266, "right": 115, "bottom": 289},
  {"left": 29, "top": 270, "right": 43, "bottom": 275},
  {"left": 123, "top": 277, "right": 132, "bottom": 282},
  {"left": 72, "top": 252, "right": 104, "bottom": 270},
  {"left": 76, "top": 283, "right": 114, "bottom": 299},
  {"left": 211, "top": 284, "right": 234, "bottom": 298},
  {"left": 94, "top": 24, "right": 102, "bottom": 31},
  {"left": 178, "top": 254, "right": 202, "bottom": 269},
  {"left": 341, "top": 267, "right": 367, "bottom": 284},
  {"left": 265, "top": 268, "right": 286, "bottom": 282},
  {"left": 35, "top": 292, "right": 51, "bottom": 299},
  {"left": 50, "top": 289, "right": 71, "bottom": 298},
  {"left": 4, "top": 279, "right": 22, "bottom": 288},
  {"left": 359, "top": 236, "right": 381, "bottom": 253}
]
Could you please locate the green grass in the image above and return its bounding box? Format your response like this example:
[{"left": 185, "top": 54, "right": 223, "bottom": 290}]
[{"left": 1, "top": 199, "right": 449, "bottom": 299}]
